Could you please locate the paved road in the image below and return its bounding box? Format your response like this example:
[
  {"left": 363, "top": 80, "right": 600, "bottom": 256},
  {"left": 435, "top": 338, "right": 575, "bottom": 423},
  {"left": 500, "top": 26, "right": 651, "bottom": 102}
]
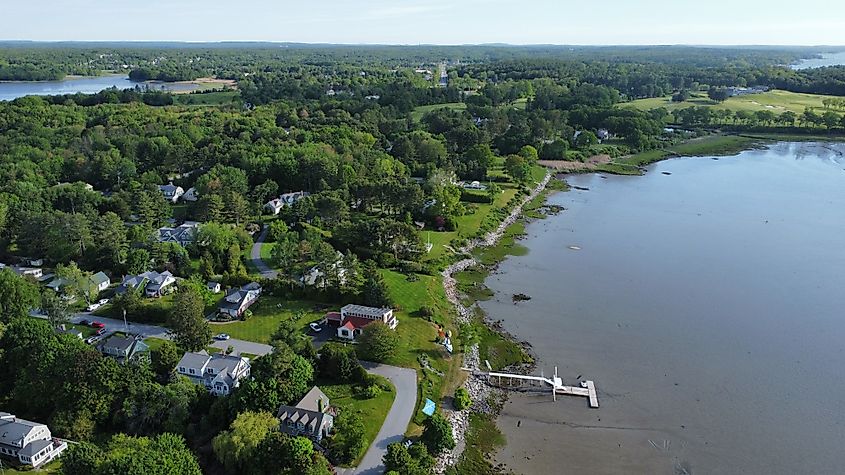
[
  {"left": 347, "top": 362, "right": 418, "bottom": 475},
  {"left": 69, "top": 313, "right": 273, "bottom": 356},
  {"left": 250, "top": 225, "right": 278, "bottom": 278}
]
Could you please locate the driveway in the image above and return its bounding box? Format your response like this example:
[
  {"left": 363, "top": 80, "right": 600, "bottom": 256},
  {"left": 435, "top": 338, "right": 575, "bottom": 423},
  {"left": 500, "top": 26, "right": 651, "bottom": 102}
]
[
  {"left": 250, "top": 225, "right": 278, "bottom": 278},
  {"left": 342, "top": 362, "right": 418, "bottom": 475},
  {"left": 69, "top": 313, "right": 273, "bottom": 356}
]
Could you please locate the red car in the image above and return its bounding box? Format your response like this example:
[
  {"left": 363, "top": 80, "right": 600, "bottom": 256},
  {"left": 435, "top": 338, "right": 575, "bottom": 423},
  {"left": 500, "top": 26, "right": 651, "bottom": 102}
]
[
  {"left": 95, "top": 328, "right": 107, "bottom": 336},
  {"left": 91, "top": 321, "right": 105, "bottom": 329}
]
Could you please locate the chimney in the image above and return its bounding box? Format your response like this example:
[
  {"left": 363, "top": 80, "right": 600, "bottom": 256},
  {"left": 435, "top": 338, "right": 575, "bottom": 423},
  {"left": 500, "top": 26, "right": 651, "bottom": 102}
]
[
  {"left": 317, "top": 398, "right": 324, "bottom": 413},
  {"left": 0, "top": 414, "right": 15, "bottom": 422}
]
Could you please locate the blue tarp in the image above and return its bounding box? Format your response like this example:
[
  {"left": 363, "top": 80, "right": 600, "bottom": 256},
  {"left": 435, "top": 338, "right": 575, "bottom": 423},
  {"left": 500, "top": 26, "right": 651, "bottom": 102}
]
[{"left": 422, "top": 398, "right": 436, "bottom": 416}]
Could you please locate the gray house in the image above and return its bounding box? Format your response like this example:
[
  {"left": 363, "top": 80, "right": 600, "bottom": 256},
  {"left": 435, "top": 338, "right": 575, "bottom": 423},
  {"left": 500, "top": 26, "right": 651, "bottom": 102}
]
[
  {"left": 0, "top": 412, "right": 67, "bottom": 468},
  {"left": 157, "top": 221, "right": 200, "bottom": 247},
  {"left": 277, "top": 386, "right": 335, "bottom": 442},
  {"left": 96, "top": 335, "right": 150, "bottom": 365},
  {"left": 159, "top": 182, "right": 184, "bottom": 203},
  {"left": 218, "top": 282, "right": 261, "bottom": 319},
  {"left": 176, "top": 351, "right": 251, "bottom": 396}
]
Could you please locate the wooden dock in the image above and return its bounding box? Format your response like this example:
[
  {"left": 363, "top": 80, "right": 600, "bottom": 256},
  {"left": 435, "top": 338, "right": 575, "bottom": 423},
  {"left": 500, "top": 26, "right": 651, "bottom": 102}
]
[{"left": 480, "top": 363, "right": 599, "bottom": 408}]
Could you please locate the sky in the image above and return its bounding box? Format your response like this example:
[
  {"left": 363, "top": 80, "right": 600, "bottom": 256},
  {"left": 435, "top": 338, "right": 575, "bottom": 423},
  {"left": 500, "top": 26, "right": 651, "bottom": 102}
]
[{"left": 4, "top": 0, "right": 845, "bottom": 45}]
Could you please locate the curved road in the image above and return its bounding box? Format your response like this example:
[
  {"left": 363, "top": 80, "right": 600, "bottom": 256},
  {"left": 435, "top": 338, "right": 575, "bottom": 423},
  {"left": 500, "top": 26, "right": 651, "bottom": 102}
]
[
  {"left": 340, "top": 362, "right": 418, "bottom": 475},
  {"left": 68, "top": 313, "right": 274, "bottom": 356},
  {"left": 250, "top": 225, "right": 278, "bottom": 279}
]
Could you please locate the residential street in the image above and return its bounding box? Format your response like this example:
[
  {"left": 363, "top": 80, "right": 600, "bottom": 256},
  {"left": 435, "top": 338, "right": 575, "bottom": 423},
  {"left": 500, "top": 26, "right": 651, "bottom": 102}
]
[
  {"left": 68, "top": 313, "right": 274, "bottom": 356},
  {"left": 250, "top": 225, "right": 278, "bottom": 279},
  {"left": 345, "top": 362, "right": 418, "bottom": 475}
]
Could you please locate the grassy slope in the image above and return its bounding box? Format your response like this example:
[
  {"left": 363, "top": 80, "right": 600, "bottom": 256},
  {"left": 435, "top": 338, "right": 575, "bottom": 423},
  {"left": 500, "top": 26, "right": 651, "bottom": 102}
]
[
  {"left": 319, "top": 376, "right": 396, "bottom": 467},
  {"left": 621, "top": 90, "right": 842, "bottom": 115}
]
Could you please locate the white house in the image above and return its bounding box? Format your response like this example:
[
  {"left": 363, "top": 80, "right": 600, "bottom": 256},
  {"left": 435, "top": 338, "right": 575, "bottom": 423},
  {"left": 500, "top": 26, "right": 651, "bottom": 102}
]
[
  {"left": 118, "top": 270, "right": 176, "bottom": 298},
  {"left": 89, "top": 271, "right": 110, "bottom": 293},
  {"left": 218, "top": 282, "right": 261, "bottom": 318},
  {"left": 181, "top": 187, "right": 199, "bottom": 202},
  {"left": 0, "top": 412, "right": 67, "bottom": 468},
  {"left": 327, "top": 304, "right": 397, "bottom": 340},
  {"left": 265, "top": 192, "right": 310, "bottom": 215},
  {"left": 11, "top": 267, "right": 42, "bottom": 279},
  {"left": 176, "top": 351, "right": 251, "bottom": 396},
  {"left": 157, "top": 221, "right": 200, "bottom": 247},
  {"left": 159, "top": 182, "right": 184, "bottom": 203},
  {"left": 207, "top": 281, "right": 222, "bottom": 293}
]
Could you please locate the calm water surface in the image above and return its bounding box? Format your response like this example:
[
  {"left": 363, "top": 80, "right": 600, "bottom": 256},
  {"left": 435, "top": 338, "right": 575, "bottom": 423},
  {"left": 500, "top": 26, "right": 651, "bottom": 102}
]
[
  {"left": 0, "top": 75, "right": 197, "bottom": 101},
  {"left": 792, "top": 51, "right": 845, "bottom": 69},
  {"left": 484, "top": 143, "right": 845, "bottom": 474}
]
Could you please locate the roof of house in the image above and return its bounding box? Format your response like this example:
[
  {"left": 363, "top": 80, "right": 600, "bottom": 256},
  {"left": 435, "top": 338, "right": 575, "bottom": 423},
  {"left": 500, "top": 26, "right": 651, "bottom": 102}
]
[
  {"left": 177, "top": 350, "right": 211, "bottom": 370},
  {"left": 220, "top": 283, "right": 261, "bottom": 311},
  {"left": 157, "top": 222, "right": 199, "bottom": 244},
  {"left": 296, "top": 386, "right": 331, "bottom": 413},
  {"left": 341, "top": 304, "right": 391, "bottom": 318},
  {"left": 0, "top": 413, "right": 42, "bottom": 447},
  {"left": 18, "top": 438, "right": 52, "bottom": 457},
  {"left": 159, "top": 183, "right": 183, "bottom": 194},
  {"left": 325, "top": 311, "right": 342, "bottom": 322},
  {"left": 341, "top": 316, "right": 376, "bottom": 331},
  {"left": 277, "top": 406, "right": 332, "bottom": 437},
  {"left": 90, "top": 271, "right": 109, "bottom": 286},
  {"left": 46, "top": 277, "right": 69, "bottom": 290},
  {"left": 96, "top": 335, "right": 135, "bottom": 353}
]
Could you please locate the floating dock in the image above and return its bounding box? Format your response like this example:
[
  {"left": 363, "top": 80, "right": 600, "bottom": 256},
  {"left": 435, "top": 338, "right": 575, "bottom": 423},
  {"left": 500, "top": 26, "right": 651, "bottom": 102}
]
[{"left": 481, "top": 364, "right": 599, "bottom": 408}]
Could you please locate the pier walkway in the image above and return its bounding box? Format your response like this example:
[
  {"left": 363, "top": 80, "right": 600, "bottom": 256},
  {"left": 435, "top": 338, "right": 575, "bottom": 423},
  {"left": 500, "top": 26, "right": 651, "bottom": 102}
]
[{"left": 467, "top": 363, "right": 599, "bottom": 408}]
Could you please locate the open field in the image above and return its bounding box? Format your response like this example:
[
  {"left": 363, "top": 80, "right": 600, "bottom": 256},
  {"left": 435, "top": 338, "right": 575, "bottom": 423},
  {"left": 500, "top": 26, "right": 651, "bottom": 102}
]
[
  {"left": 212, "top": 297, "right": 324, "bottom": 343},
  {"left": 621, "top": 89, "right": 842, "bottom": 115},
  {"left": 411, "top": 102, "right": 467, "bottom": 121}
]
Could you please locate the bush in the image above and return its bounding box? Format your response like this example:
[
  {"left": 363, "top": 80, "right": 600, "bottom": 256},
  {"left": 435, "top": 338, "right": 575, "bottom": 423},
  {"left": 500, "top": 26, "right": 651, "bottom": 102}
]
[
  {"left": 363, "top": 385, "right": 382, "bottom": 399},
  {"left": 454, "top": 387, "right": 471, "bottom": 410}
]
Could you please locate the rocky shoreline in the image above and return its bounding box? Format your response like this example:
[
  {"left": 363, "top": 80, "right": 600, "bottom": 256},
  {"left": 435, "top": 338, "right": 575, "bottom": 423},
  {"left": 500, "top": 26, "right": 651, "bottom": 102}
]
[{"left": 435, "top": 173, "right": 551, "bottom": 473}]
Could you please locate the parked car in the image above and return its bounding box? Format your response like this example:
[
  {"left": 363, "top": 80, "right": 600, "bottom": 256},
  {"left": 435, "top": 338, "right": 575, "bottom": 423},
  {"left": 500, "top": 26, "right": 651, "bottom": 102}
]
[
  {"left": 214, "top": 333, "right": 230, "bottom": 341},
  {"left": 78, "top": 319, "right": 90, "bottom": 326},
  {"left": 403, "top": 439, "right": 413, "bottom": 449},
  {"left": 309, "top": 322, "right": 322, "bottom": 332},
  {"left": 84, "top": 336, "right": 99, "bottom": 345},
  {"left": 95, "top": 328, "right": 107, "bottom": 336},
  {"left": 91, "top": 321, "right": 105, "bottom": 329},
  {"left": 86, "top": 302, "right": 102, "bottom": 312},
  {"left": 98, "top": 298, "right": 109, "bottom": 305}
]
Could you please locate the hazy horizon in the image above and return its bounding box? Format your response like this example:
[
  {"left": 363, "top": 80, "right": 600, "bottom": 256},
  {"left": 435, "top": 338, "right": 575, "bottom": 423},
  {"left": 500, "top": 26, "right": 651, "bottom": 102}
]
[{"left": 4, "top": 0, "right": 845, "bottom": 45}]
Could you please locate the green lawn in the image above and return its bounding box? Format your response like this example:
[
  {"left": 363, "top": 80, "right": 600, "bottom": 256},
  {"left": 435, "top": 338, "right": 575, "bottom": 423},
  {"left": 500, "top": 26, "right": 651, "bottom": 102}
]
[
  {"left": 143, "top": 336, "right": 169, "bottom": 352},
  {"left": 411, "top": 102, "right": 467, "bottom": 122},
  {"left": 621, "top": 89, "right": 843, "bottom": 116},
  {"left": 213, "top": 297, "right": 324, "bottom": 343},
  {"left": 319, "top": 376, "right": 396, "bottom": 467},
  {"left": 174, "top": 90, "right": 240, "bottom": 106},
  {"left": 1, "top": 460, "right": 61, "bottom": 474}
]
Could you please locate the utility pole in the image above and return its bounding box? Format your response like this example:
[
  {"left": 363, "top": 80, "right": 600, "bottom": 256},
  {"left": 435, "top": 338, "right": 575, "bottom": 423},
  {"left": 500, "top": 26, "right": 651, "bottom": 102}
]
[{"left": 123, "top": 308, "right": 129, "bottom": 332}]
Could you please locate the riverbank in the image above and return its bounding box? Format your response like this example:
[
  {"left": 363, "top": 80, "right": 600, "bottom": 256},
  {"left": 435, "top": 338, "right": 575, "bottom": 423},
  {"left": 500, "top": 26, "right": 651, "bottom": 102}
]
[{"left": 436, "top": 173, "right": 552, "bottom": 473}]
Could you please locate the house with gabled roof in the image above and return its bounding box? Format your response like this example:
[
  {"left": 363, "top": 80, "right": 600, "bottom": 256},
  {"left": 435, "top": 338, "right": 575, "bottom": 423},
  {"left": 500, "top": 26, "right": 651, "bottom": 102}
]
[
  {"left": 276, "top": 386, "right": 335, "bottom": 442},
  {"left": 0, "top": 412, "right": 67, "bottom": 468},
  {"left": 96, "top": 335, "right": 150, "bottom": 365},
  {"left": 89, "top": 271, "right": 110, "bottom": 293},
  {"left": 117, "top": 270, "right": 176, "bottom": 298},
  {"left": 176, "top": 351, "right": 251, "bottom": 396},
  {"left": 327, "top": 304, "right": 398, "bottom": 340},
  {"left": 156, "top": 221, "right": 200, "bottom": 247},
  {"left": 218, "top": 282, "right": 261, "bottom": 319},
  {"left": 264, "top": 192, "right": 310, "bottom": 215},
  {"left": 159, "top": 182, "right": 184, "bottom": 203}
]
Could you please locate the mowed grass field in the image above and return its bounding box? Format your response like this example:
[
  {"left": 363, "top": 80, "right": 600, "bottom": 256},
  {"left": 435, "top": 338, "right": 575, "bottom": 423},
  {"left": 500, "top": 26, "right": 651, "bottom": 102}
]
[{"left": 621, "top": 90, "right": 841, "bottom": 115}]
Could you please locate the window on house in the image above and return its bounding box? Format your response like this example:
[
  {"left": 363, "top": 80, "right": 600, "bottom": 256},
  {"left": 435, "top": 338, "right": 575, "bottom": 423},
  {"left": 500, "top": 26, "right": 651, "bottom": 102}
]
[
  {"left": 189, "top": 368, "right": 195, "bottom": 374},
  {"left": 179, "top": 367, "right": 185, "bottom": 373}
]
